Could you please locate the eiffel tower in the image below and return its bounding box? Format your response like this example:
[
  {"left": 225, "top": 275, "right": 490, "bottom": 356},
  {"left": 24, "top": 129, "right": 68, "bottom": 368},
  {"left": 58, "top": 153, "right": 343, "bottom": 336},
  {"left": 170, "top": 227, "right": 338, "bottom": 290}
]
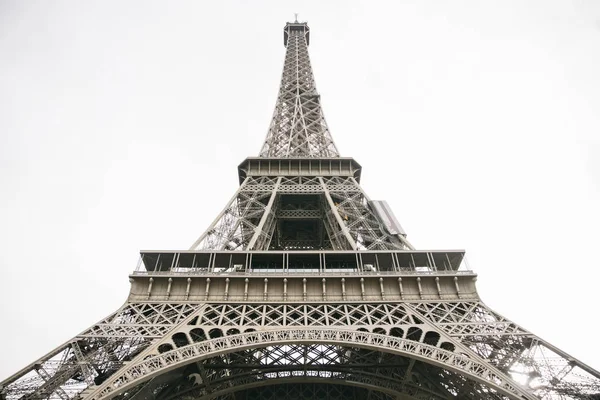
[{"left": 2, "top": 18, "right": 600, "bottom": 400}]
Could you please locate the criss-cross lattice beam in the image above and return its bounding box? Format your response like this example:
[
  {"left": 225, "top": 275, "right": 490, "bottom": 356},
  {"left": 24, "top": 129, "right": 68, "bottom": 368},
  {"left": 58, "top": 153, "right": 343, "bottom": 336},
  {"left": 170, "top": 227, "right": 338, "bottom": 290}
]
[
  {"left": 189, "top": 176, "right": 410, "bottom": 251},
  {"left": 151, "top": 349, "right": 468, "bottom": 400},
  {"left": 408, "top": 301, "right": 600, "bottom": 398},
  {"left": 0, "top": 303, "right": 200, "bottom": 400},
  {"left": 190, "top": 177, "right": 279, "bottom": 251},
  {"left": 259, "top": 22, "right": 339, "bottom": 158},
  {"left": 84, "top": 329, "right": 534, "bottom": 400}
]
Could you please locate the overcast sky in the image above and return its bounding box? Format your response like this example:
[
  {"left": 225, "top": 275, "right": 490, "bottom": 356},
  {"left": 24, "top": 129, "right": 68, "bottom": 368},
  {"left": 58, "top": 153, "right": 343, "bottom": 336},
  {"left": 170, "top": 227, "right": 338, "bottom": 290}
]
[{"left": 1, "top": 0, "right": 599, "bottom": 380}]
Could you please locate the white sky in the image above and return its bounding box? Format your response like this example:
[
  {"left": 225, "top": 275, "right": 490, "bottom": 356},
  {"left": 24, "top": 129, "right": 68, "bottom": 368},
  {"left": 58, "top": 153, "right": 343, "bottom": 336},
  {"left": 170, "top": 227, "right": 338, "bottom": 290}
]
[{"left": 1, "top": 0, "right": 599, "bottom": 380}]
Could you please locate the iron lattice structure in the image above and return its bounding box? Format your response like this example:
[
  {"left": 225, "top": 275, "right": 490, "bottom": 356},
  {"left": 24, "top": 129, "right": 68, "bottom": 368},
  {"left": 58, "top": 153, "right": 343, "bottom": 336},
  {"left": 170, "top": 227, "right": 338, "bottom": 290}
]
[{"left": 2, "top": 19, "right": 600, "bottom": 400}]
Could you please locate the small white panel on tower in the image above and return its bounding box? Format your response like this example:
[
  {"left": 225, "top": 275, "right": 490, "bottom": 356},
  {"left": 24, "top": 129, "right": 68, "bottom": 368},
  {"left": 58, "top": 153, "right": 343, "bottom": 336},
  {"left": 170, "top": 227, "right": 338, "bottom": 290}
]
[{"left": 369, "top": 200, "right": 407, "bottom": 236}]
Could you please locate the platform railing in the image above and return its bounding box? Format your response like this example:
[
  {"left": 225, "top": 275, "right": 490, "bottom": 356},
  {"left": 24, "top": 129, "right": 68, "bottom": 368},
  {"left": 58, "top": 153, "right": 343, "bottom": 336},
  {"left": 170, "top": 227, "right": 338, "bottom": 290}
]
[{"left": 132, "top": 250, "right": 472, "bottom": 276}]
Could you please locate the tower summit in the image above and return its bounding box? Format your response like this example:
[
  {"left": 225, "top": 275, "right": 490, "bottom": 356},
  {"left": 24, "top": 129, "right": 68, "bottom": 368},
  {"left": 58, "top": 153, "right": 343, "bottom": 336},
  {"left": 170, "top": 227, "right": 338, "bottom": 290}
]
[
  {"left": 2, "top": 20, "right": 600, "bottom": 400},
  {"left": 260, "top": 20, "right": 338, "bottom": 158},
  {"left": 191, "top": 19, "right": 411, "bottom": 253}
]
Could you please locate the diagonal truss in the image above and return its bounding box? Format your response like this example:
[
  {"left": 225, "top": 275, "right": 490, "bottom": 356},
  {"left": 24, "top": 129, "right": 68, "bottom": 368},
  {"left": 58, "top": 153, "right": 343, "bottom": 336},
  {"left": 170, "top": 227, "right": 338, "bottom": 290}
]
[
  {"left": 0, "top": 303, "right": 199, "bottom": 400},
  {"left": 190, "top": 176, "right": 408, "bottom": 251},
  {"left": 189, "top": 20, "right": 410, "bottom": 253},
  {"left": 259, "top": 21, "right": 339, "bottom": 158},
  {"left": 3, "top": 296, "right": 599, "bottom": 399},
  {"left": 89, "top": 301, "right": 600, "bottom": 399}
]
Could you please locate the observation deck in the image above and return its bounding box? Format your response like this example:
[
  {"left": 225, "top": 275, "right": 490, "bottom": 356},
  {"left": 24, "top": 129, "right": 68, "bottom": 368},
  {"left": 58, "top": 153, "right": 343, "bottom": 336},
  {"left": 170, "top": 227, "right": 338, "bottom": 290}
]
[
  {"left": 284, "top": 21, "right": 309, "bottom": 46},
  {"left": 128, "top": 250, "right": 476, "bottom": 303},
  {"left": 238, "top": 157, "right": 362, "bottom": 183},
  {"left": 135, "top": 249, "right": 467, "bottom": 275}
]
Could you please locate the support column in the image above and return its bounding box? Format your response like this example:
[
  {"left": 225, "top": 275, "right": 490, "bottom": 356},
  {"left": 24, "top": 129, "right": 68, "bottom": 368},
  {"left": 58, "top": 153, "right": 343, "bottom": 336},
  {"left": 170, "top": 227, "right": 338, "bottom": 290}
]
[
  {"left": 247, "top": 177, "right": 282, "bottom": 250},
  {"left": 319, "top": 177, "right": 357, "bottom": 250},
  {"left": 189, "top": 177, "right": 250, "bottom": 250}
]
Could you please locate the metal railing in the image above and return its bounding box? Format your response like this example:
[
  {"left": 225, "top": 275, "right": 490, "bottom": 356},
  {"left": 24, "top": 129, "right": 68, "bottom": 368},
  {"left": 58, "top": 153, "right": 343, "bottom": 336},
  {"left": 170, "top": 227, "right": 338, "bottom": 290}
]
[{"left": 130, "top": 269, "right": 475, "bottom": 277}]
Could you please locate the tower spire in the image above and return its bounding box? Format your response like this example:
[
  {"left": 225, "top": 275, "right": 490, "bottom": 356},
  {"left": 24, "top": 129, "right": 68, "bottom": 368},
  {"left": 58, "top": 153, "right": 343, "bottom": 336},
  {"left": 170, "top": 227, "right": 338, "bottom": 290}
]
[{"left": 259, "top": 20, "right": 339, "bottom": 158}]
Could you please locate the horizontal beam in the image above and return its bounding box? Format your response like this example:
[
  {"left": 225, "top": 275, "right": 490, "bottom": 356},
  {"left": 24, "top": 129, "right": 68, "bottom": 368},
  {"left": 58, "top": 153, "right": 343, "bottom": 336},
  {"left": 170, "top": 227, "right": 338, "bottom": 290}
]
[{"left": 238, "top": 158, "right": 362, "bottom": 184}]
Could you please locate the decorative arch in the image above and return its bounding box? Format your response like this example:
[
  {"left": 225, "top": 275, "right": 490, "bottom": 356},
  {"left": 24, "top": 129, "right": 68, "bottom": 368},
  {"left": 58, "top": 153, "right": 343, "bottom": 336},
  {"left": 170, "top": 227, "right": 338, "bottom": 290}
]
[
  {"left": 167, "top": 346, "right": 445, "bottom": 400},
  {"left": 87, "top": 328, "right": 530, "bottom": 400},
  {"left": 173, "top": 376, "right": 415, "bottom": 400}
]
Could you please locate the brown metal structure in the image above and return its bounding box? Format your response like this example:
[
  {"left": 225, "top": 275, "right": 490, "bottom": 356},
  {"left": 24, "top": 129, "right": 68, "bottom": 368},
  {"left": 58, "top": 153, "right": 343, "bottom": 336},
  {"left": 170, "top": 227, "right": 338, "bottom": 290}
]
[{"left": 1, "top": 19, "right": 599, "bottom": 400}]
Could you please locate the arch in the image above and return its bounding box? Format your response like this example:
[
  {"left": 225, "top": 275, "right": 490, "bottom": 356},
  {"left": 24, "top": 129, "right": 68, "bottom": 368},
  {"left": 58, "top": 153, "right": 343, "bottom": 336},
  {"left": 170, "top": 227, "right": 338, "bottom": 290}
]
[
  {"left": 372, "top": 327, "right": 386, "bottom": 335},
  {"left": 226, "top": 328, "right": 240, "bottom": 336},
  {"left": 157, "top": 343, "right": 173, "bottom": 354},
  {"left": 169, "top": 348, "right": 464, "bottom": 400},
  {"left": 389, "top": 327, "right": 404, "bottom": 338},
  {"left": 175, "top": 375, "right": 416, "bottom": 400},
  {"left": 440, "top": 341, "right": 455, "bottom": 352},
  {"left": 189, "top": 328, "right": 206, "bottom": 342},
  {"left": 88, "top": 328, "right": 528, "bottom": 400},
  {"left": 423, "top": 331, "right": 440, "bottom": 347},
  {"left": 172, "top": 332, "right": 190, "bottom": 348},
  {"left": 209, "top": 328, "right": 223, "bottom": 339},
  {"left": 406, "top": 326, "right": 422, "bottom": 342}
]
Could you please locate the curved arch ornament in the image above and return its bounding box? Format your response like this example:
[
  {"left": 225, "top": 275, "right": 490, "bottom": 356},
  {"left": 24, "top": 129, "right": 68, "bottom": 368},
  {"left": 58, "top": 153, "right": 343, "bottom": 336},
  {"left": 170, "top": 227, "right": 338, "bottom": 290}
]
[
  {"left": 87, "top": 328, "right": 533, "bottom": 400},
  {"left": 171, "top": 376, "right": 413, "bottom": 400},
  {"left": 163, "top": 355, "right": 454, "bottom": 400}
]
